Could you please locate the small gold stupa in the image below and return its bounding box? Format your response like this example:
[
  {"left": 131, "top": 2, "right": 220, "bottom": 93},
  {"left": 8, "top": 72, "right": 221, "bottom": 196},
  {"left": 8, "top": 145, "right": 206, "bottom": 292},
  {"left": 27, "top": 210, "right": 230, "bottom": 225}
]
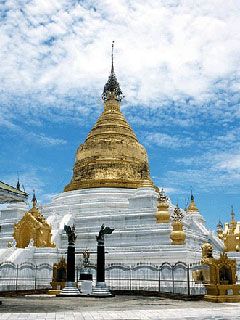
[
  {"left": 217, "top": 207, "right": 240, "bottom": 252},
  {"left": 65, "top": 42, "right": 153, "bottom": 191},
  {"left": 13, "top": 192, "right": 55, "bottom": 248},
  {"left": 155, "top": 188, "right": 170, "bottom": 223},
  {"left": 170, "top": 204, "right": 186, "bottom": 245},
  {"left": 187, "top": 192, "right": 199, "bottom": 213}
]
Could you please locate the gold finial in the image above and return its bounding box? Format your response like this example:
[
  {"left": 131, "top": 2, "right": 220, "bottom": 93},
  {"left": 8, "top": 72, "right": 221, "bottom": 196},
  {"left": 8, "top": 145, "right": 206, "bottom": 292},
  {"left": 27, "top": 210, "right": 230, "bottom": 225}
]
[
  {"left": 170, "top": 203, "right": 186, "bottom": 245},
  {"left": 102, "top": 41, "right": 124, "bottom": 102},
  {"left": 172, "top": 204, "right": 184, "bottom": 222},
  {"left": 32, "top": 190, "right": 37, "bottom": 208},
  {"left": 159, "top": 188, "right": 167, "bottom": 201},
  {"left": 155, "top": 188, "right": 170, "bottom": 223}
]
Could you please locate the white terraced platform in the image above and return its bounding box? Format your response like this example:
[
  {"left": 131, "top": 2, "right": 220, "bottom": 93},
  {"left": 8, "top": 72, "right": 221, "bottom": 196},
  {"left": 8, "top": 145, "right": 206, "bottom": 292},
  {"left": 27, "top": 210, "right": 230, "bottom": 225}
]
[{"left": 0, "top": 187, "right": 224, "bottom": 267}]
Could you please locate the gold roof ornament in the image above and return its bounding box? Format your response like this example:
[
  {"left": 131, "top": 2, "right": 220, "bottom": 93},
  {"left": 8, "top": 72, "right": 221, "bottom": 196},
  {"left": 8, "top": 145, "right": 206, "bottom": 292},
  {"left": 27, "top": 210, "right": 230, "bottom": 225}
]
[
  {"left": 201, "top": 242, "right": 213, "bottom": 260},
  {"left": 187, "top": 191, "right": 199, "bottom": 213},
  {"left": 64, "top": 42, "right": 153, "bottom": 191},
  {"left": 170, "top": 204, "right": 186, "bottom": 245},
  {"left": 155, "top": 188, "right": 170, "bottom": 223},
  {"left": 13, "top": 191, "right": 55, "bottom": 248},
  {"left": 217, "top": 206, "right": 240, "bottom": 252},
  {"left": 172, "top": 204, "right": 184, "bottom": 222}
]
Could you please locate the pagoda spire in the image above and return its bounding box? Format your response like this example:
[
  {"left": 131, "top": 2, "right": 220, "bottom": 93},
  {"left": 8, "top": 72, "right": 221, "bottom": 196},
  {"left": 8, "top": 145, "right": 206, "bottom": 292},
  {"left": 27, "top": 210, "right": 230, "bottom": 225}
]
[
  {"left": 229, "top": 205, "right": 237, "bottom": 231},
  {"left": 190, "top": 189, "right": 194, "bottom": 201},
  {"left": 231, "top": 205, "right": 235, "bottom": 221},
  {"left": 16, "top": 178, "right": 20, "bottom": 191},
  {"left": 217, "top": 219, "right": 223, "bottom": 230},
  {"left": 111, "top": 40, "right": 114, "bottom": 74},
  {"left": 32, "top": 190, "right": 37, "bottom": 208},
  {"left": 187, "top": 190, "right": 199, "bottom": 213},
  {"left": 102, "top": 41, "right": 124, "bottom": 102}
]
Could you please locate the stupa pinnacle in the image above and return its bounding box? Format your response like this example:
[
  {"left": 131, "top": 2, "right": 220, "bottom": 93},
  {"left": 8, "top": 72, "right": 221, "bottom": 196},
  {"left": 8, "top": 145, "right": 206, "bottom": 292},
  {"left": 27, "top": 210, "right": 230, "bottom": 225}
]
[
  {"left": 102, "top": 41, "right": 124, "bottom": 102},
  {"left": 64, "top": 42, "right": 153, "bottom": 191}
]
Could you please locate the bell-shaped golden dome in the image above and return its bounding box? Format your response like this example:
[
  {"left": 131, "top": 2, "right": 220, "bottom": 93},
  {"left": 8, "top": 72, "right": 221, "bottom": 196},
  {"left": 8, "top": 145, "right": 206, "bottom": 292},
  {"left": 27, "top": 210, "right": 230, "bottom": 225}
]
[{"left": 64, "top": 45, "right": 153, "bottom": 191}]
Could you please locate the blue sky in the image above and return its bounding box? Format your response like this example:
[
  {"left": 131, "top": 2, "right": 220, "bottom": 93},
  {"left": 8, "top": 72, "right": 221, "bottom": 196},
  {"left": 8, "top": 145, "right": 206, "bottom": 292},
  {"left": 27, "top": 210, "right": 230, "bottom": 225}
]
[{"left": 1, "top": 0, "right": 240, "bottom": 229}]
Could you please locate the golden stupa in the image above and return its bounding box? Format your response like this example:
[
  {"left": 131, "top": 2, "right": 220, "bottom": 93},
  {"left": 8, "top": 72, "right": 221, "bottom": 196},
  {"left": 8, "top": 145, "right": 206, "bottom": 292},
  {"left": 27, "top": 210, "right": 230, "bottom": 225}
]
[
  {"left": 13, "top": 192, "right": 55, "bottom": 248},
  {"left": 187, "top": 193, "right": 199, "bottom": 213},
  {"left": 217, "top": 207, "right": 240, "bottom": 252},
  {"left": 65, "top": 43, "right": 153, "bottom": 191}
]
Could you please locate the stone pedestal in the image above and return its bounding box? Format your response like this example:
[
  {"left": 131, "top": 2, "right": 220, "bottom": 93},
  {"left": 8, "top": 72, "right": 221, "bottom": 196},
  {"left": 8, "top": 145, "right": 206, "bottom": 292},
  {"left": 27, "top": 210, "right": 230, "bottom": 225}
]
[
  {"left": 80, "top": 280, "right": 93, "bottom": 295},
  {"left": 79, "top": 268, "right": 93, "bottom": 295}
]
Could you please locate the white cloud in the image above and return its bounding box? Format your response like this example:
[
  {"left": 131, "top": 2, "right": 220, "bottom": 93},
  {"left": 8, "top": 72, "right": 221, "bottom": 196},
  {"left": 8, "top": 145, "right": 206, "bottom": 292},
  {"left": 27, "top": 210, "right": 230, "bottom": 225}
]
[
  {"left": 162, "top": 168, "right": 240, "bottom": 192},
  {"left": 144, "top": 132, "right": 193, "bottom": 148},
  {"left": 0, "top": 117, "right": 67, "bottom": 147},
  {"left": 0, "top": 0, "right": 240, "bottom": 110},
  {"left": 171, "top": 148, "right": 240, "bottom": 192},
  {"left": 1, "top": 0, "right": 240, "bottom": 198},
  {"left": 217, "top": 154, "right": 240, "bottom": 171},
  {"left": 0, "top": 114, "right": 17, "bottom": 130},
  {"left": 27, "top": 132, "right": 67, "bottom": 146},
  {"left": 159, "top": 186, "right": 182, "bottom": 194}
]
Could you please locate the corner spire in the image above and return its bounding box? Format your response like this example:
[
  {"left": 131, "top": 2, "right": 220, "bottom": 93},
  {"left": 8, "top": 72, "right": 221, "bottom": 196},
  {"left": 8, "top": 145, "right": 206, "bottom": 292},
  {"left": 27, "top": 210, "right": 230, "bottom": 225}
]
[
  {"left": 190, "top": 188, "right": 194, "bottom": 201},
  {"left": 231, "top": 205, "right": 235, "bottom": 221},
  {"left": 16, "top": 178, "right": 20, "bottom": 191},
  {"left": 102, "top": 41, "right": 124, "bottom": 102},
  {"left": 187, "top": 191, "right": 199, "bottom": 213},
  {"left": 217, "top": 219, "right": 223, "bottom": 230},
  {"left": 32, "top": 190, "right": 37, "bottom": 208}
]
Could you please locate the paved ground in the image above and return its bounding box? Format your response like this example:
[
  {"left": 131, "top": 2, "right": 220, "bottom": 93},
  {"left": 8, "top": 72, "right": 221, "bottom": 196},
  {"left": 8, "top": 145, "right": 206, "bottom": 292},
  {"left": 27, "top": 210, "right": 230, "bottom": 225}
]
[{"left": 0, "top": 295, "right": 240, "bottom": 319}]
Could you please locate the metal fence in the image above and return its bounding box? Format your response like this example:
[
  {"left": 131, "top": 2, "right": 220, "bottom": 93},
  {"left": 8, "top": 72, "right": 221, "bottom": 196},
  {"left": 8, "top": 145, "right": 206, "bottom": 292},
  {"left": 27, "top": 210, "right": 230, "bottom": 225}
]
[
  {"left": 0, "top": 261, "right": 207, "bottom": 295},
  {"left": 105, "top": 262, "right": 206, "bottom": 295},
  {"left": 0, "top": 262, "right": 53, "bottom": 291}
]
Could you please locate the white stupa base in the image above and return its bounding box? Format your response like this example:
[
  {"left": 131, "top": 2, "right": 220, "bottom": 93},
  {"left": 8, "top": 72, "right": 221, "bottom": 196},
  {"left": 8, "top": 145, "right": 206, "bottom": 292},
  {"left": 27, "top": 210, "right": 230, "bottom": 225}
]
[{"left": 0, "top": 188, "right": 224, "bottom": 267}]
